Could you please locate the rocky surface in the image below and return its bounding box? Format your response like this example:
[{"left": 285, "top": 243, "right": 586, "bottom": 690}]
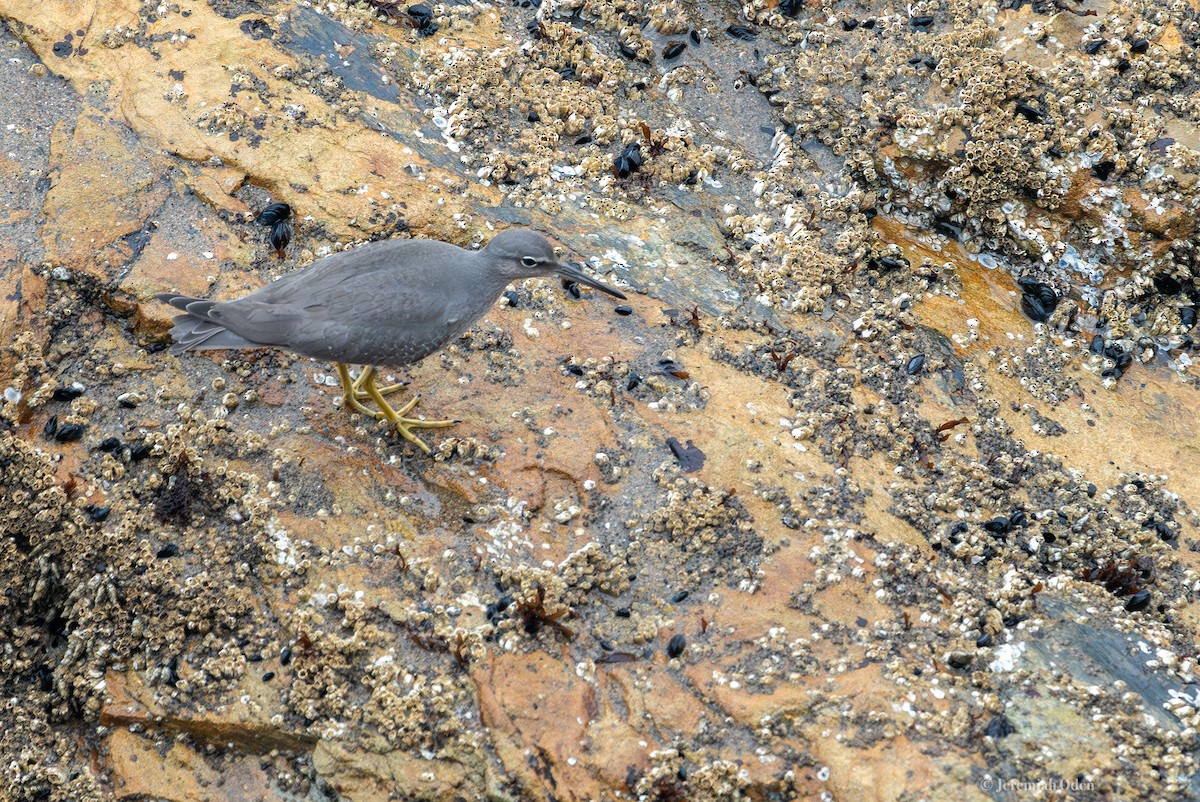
[{"left": 2, "top": 0, "right": 1200, "bottom": 800}]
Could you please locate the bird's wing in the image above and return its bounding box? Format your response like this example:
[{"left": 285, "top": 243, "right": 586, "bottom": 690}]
[
  {"left": 208, "top": 239, "right": 492, "bottom": 361},
  {"left": 249, "top": 239, "right": 461, "bottom": 303},
  {"left": 214, "top": 278, "right": 460, "bottom": 361}
]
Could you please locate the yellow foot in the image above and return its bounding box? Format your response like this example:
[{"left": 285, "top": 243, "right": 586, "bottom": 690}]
[
  {"left": 336, "top": 363, "right": 384, "bottom": 418},
  {"left": 334, "top": 364, "right": 410, "bottom": 418},
  {"left": 364, "top": 390, "right": 458, "bottom": 455},
  {"left": 351, "top": 365, "right": 407, "bottom": 399},
  {"left": 334, "top": 363, "right": 457, "bottom": 453}
]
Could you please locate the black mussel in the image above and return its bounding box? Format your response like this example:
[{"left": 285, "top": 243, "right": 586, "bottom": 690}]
[
  {"left": 612, "top": 141, "right": 644, "bottom": 178},
  {"left": 983, "top": 516, "right": 1011, "bottom": 535},
  {"left": 947, "top": 652, "right": 973, "bottom": 669},
  {"left": 985, "top": 715, "right": 1016, "bottom": 738},
  {"left": 1018, "top": 279, "right": 1058, "bottom": 322},
  {"left": 1014, "top": 102, "right": 1043, "bottom": 123},
  {"left": 256, "top": 202, "right": 291, "bottom": 226},
  {"left": 83, "top": 504, "right": 110, "bottom": 522},
  {"left": 407, "top": 4, "right": 437, "bottom": 35},
  {"left": 872, "top": 255, "right": 908, "bottom": 271},
  {"left": 1124, "top": 590, "right": 1151, "bottom": 612},
  {"left": 1021, "top": 294, "right": 1050, "bottom": 322},
  {"left": 1149, "top": 520, "right": 1177, "bottom": 542},
  {"left": 52, "top": 385, "right": 85, "bottom": 402},
  {"left": 1154, "top": 274, "right": 1183, "bottom": 295},
  {"left": 270, "top": 219, "right": 293, "bottom": 252},
  {"left": 934, "top": 219, "right": 961, "bottom": 240},
  {"left": 55, "top": 423, "right": 84, "bottom": 442},
  {"left": 666, "top": 437, "right": 705, "bottom": 473}
]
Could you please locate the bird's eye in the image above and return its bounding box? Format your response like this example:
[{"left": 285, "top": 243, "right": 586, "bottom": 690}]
[{"left": 521, "top": 256, "right": 538, "bottom": 268}]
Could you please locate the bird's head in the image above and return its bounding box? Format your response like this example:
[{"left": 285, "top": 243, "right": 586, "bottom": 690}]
[{"left": 483, "top": 229, "right": 626, "bottom": 299}]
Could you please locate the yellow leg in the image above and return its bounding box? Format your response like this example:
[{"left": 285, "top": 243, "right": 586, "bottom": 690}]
[
  {"left": 351, "top": 365, "right": 407, "bottom": 398},
  {"left": 336, "top": 363, "right": 383, "bottom": 419},
  {"left": 359, "top": 369, "right": 458, "bottom": 455}
]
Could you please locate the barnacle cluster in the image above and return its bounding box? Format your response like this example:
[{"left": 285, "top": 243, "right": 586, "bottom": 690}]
[
  {"left": 723, "top": 224, "right": 843, "bottom": 313},
  {"left": 195, "top": 101, "right": 254, "bottom": 139},
  {"left": 409, "top": 0, "right": 738, "bottom": 211},
  {"left": 1, "top": 331, "right": 50, "bottom": 424},
  {"left": 642, "top": 466, "right": 763, "bottom": 586},
  {"left": 990, "top": 331, "right": 1081, "bottom": 404},
  {"left": 557, "top": 541, "right": 632, "bottom": 597},
  {"left": 413, "top": 24, "right": 623, "bottom": 191},
  {"left": 99, "top": 25, "right": 138, "bottom": 48},
  {"left": 283, "top": 601, "right": 474, "bottom": 749},
  {"left": 632, "top": 748, "right": 760, "bottom": 801},
  {"left": 431, "top": 435, "right": 502, "bottom": 463},
  {"left": 634, "top": 123, "right": 719, "bottom": 185},
  {"left": 494, "top": 540, "right": 629, "bottom": 615},
  {"left": 358, "top": 665, "right": 474, "bottom": 748}
]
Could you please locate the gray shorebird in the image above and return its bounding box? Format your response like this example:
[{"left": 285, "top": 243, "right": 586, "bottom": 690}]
[{"left": 157, "top": 228, "right": 626, "bottom": 453}]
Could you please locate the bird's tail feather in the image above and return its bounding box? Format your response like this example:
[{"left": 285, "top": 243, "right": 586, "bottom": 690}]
[
  {"left": 183, "top": 299, "right": 218, "bottom": 321},
  {"left": 156, "top": 293, "right": 258, "bottom": 355}
]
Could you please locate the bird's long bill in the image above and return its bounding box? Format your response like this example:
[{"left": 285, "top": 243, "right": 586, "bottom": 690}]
[{"left": 555, "top": 262, "right": 627, "bottom": 300}]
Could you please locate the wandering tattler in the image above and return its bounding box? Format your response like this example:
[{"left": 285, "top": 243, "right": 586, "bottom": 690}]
[{"left": 157, "top": 228, "right": 626, "bottom": 452}]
